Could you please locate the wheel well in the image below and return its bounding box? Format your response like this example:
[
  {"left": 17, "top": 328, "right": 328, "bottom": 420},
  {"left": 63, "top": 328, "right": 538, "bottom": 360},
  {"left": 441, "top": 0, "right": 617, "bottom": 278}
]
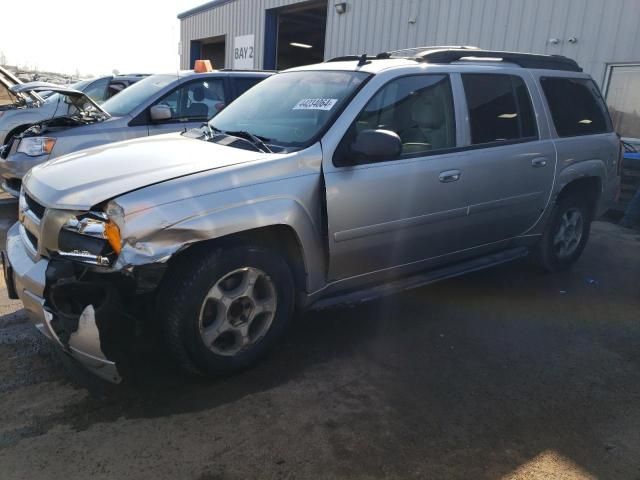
[
  {"left": 171, "top": 225, "right": 308, "bottom": 295},
  {"left": 3, "top": 124, "right": 30, "bottom": 144},
  {"left": 556, "top": 177, "right": 602, "bottom": 214}
]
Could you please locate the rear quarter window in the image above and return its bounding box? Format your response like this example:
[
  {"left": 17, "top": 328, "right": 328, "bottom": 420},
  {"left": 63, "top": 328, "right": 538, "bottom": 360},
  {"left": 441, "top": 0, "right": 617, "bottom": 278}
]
[{"left": 541, "top": 77, "right": 613, "bottom": 137}]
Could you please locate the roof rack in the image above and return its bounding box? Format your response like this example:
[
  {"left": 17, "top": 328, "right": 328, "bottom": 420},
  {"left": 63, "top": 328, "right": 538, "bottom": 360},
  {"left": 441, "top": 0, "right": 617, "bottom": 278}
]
[
  {"left": 387, "top": 45, "right": 480, "bottom": 57},
  {"left": 413, "top": 48, "right": 582, "bottom": 72},
  {"left": 326, "top": 53, "right": 391, "bottom": 63},
  {"left": 327, "top": 47, "right": 582, "bottom": 72}
]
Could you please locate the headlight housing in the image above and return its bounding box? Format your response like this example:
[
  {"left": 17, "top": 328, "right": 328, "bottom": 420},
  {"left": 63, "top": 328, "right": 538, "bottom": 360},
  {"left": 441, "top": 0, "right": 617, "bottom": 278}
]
[
  {"left": 58, "top": 205, "right": 123, "bottom": 266},
  {"left": 17, "top": 137, "right": 56, "bottom": 157}
]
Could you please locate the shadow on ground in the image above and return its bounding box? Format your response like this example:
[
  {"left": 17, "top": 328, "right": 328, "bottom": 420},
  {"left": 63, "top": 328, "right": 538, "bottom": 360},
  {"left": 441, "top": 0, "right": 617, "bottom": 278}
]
[{"left": 1, "top": 220, "right": 639, "bottom": 479}]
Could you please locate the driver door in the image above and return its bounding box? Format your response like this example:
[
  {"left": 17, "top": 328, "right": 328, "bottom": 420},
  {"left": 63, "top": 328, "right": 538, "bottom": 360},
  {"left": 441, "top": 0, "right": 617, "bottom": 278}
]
[
  {"left": 324, "top": 73, "right": 473, "bottom": 280},
  {"left": 147, "top": 78, "right": 226, "bottom": 136}
]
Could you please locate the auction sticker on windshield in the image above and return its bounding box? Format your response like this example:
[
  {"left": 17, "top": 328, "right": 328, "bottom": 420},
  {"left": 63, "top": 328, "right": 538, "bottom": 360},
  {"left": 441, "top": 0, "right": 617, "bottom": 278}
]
[{"left": 293, "top": 98, "right": 338, "bottom": 110}]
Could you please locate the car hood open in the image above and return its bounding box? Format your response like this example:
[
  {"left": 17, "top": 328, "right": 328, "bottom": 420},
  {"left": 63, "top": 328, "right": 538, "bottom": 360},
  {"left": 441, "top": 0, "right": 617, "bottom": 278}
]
[
  {"left": 0, "top": 67, "right": 43, "bottom": 110},
  {"left": 24, "top": 133, "right": 270, "bottom": 210},
  {"left": 10, "top": 82, "right": 108, "bottom": 117}
]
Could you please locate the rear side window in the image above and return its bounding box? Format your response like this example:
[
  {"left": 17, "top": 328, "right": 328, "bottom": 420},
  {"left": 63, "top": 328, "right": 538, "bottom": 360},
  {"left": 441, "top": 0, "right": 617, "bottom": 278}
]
[
  {"left": 541, "top": 77, "right": 613, "bottom": 137},
  {"left": 462, "top": 74, "right": 537, "bottom": 145},
  {"left": 233, "top": 77, "right": 264, "bottom": 97}
]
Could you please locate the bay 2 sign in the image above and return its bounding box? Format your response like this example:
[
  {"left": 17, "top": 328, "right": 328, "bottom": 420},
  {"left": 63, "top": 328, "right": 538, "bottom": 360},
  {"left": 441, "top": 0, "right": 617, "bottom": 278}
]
[{"left": 234, "top": 35, "right": 255, "bottom": 69}]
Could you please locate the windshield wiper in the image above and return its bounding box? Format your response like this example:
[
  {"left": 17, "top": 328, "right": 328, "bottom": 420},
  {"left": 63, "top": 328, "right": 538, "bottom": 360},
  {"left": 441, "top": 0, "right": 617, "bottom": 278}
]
[
  {"left": 227, "top": 130, "right": 272, "bottom": 153},
  {"left": 212, "top": 127, "right": 272, "bottom": 153}
]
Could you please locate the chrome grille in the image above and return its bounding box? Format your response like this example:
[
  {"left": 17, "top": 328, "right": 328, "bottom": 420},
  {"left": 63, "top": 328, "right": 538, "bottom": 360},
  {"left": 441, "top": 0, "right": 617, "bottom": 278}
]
[
  {"left": 19, "top": 190, "right": 45, "bottom": 256},
  {"left": 24, "top": 228, "right": 39, "bottom": 250},
  {"left": 24, "top": 192, "right": 45, "bottom": 219}
]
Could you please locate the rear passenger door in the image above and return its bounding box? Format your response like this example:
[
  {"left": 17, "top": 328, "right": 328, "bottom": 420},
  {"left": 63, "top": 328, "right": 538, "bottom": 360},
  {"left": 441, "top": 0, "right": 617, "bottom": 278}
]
[
  {"left": 456, "top": 73, "right": 556, "bottom": 245},
  {"left": 539, "top": 76, "right": 619, "bottom": 189}
]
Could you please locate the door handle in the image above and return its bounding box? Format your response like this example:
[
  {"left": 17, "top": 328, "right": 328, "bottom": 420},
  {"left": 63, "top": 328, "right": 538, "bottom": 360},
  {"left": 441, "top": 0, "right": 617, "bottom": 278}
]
[
  {"left": 531, "top": 157, "right": 547, "bottom": 168},
  {"left": 439, "top": 170, "right": 461, "bottom": 183}
]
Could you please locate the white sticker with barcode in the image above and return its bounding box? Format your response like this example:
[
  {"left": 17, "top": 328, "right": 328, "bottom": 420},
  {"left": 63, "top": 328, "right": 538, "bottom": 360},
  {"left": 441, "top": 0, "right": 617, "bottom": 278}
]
[{"left": 293, "top": 98, "right": 338, "bottom": 111}]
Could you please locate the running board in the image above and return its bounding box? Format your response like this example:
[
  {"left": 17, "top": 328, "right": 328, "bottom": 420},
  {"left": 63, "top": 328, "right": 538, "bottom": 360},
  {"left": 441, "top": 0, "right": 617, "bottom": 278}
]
[{"left": 311, "top": 247, "right": 529, "bottom": 311}]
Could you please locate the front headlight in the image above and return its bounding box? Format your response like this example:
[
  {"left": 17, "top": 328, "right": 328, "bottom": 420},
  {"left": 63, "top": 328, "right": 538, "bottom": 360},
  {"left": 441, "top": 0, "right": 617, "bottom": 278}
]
[
  {"left": 58, "top": 209, "right": 122, "bottom": 266},
  {"left": 16, "top": 137, "right": 56, "bottom": 157}
]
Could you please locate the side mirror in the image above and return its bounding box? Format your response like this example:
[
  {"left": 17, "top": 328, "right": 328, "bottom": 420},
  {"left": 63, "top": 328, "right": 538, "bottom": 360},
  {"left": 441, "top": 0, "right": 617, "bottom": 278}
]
[
  {"left": 150, "top": 104, "right": 172, "bottom": 122},
  {"left": 350, "top": 129, "right": 402, "bottom": 162}
]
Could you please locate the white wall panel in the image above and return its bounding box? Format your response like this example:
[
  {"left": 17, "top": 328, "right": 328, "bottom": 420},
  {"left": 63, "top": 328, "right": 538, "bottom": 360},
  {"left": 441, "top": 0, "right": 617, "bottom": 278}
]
[{"left": 180, "top": 0, "right": 640, "bottom": 85}]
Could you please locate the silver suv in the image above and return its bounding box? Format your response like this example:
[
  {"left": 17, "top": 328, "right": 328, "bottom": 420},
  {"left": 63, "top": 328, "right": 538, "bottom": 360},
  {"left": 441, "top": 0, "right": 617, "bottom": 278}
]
[{"left": 3, "top": 48, "right": 621, "bottom": 383}]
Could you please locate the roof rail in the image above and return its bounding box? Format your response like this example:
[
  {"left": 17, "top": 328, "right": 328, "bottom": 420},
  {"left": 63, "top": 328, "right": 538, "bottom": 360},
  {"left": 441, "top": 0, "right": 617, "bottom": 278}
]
[
  {"left": 387, "top": 45, "right": 480, "bottom": 57},
  {"left": 326, "top": 53, "right": 390, "bottom": 63},
  {"left": 327, "top": 47, "right": 582, "bottom": 72},
  {"left": 413, "top": 48, "right": 582, "bottom": 72}
]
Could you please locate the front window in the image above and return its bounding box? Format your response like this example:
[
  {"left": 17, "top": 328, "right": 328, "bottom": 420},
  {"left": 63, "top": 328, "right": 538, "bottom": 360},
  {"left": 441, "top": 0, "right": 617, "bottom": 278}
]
[
  {"left": 102, "top": 74, "right": 177, "bottom": 117},
  {"left": 210, "top": 70, "right": 370, "bottom": 149},
  {"left": 155, "top": 79, "right": 225, "bottom": 121}
]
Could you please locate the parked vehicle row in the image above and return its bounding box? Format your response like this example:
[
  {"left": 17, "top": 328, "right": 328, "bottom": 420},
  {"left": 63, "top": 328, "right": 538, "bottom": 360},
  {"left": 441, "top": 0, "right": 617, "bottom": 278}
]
[
  {"left": 0, "top": 69, "right": 273, "bottom": 196},
  {"left": 0, "top": 69, "right": 147, "bottom": 149},
  {"left": 1, "top": 48, "right": 621, "bottom": 384}
]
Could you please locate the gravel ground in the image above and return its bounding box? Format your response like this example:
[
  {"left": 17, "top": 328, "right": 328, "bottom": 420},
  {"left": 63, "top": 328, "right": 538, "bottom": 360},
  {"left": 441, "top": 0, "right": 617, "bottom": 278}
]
[{"left": 0, "top": 199, "right": 639, "bottom": 480}]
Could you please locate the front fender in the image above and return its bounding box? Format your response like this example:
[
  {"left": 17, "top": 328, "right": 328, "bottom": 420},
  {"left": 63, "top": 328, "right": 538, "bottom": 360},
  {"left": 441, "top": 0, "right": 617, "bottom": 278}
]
[{"left": 116, "top": 195, "right": 326, "bottom": 293}]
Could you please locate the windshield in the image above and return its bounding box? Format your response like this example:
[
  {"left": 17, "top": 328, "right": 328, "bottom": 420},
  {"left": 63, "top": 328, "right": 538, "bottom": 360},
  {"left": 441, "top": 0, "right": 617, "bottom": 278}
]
[
  {"left": 101, "top": 74, "right": 176, "bottom": 116},
  {"left": 210, "top": 70, "right": 370, "bottom": 149}
]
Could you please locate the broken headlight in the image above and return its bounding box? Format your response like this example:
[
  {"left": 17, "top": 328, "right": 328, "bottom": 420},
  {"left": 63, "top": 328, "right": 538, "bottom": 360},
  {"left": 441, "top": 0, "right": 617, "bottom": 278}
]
[
  {"left": 58, "top": 206, "right": 122, "bottom": 266},
  {"left": 17, "top": 137, "right": 56, "bottom": 156}
]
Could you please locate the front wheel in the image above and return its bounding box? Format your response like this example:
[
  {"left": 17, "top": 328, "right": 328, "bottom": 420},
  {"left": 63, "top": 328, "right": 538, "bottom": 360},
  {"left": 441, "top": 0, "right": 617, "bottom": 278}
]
[
  {"left": 534, "top": 194, "right": 593, "bottom": 272},
  {"left": 161, "top": 245, "right": 295, "bottom": 376}
]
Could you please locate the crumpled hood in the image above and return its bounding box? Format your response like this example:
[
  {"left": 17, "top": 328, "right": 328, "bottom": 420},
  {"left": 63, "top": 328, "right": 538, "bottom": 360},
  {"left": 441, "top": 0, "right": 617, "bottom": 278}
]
[
  {"left": 0, "top": 67, "right": 43, "bottom": 109},
  {"left": 24, "top": 133, "right": 269, "bottom": 210}
]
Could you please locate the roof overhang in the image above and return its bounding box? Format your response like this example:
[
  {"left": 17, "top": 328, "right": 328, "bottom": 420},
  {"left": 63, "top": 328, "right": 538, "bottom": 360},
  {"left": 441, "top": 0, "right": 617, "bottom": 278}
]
[{"left": 177, "top": 0, "right": 236, "bottom": 19}]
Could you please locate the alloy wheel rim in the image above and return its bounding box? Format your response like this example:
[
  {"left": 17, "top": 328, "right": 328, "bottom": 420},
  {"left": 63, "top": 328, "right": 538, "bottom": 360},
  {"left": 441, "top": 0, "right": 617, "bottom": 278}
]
[
  {"left": 198, "top": 267, "right": 277, "bottom": 356},
  {"left": 553, "top": 208, "right": 584, "bottom": 259}
]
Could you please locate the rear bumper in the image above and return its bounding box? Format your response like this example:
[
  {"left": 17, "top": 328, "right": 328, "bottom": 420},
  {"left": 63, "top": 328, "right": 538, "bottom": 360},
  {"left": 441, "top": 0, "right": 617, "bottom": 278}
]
[
  {"left": 4, "top": 222, "right": 121, "bottom": 383},
  {"left": 598, "top": 173, "right": 622, "bottom": 216}
]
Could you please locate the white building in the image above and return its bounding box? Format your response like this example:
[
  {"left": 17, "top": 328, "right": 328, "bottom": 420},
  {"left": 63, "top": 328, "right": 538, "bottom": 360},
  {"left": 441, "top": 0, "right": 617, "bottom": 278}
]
[{"left": 179, "top": 0, "right": 640, "bottom": 141}]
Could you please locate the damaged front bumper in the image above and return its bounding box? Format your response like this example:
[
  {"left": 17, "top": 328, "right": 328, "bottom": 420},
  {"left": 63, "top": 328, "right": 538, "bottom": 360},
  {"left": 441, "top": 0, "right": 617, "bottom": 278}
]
[{"left": 4, "top": 222, "right": 122, "bottom": 383}]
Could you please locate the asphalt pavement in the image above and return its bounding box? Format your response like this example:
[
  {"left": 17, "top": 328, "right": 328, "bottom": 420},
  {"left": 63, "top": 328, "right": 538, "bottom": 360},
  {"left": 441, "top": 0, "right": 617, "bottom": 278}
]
[{"left": 0, "top": 199, "right": 639, "bottom": 480}]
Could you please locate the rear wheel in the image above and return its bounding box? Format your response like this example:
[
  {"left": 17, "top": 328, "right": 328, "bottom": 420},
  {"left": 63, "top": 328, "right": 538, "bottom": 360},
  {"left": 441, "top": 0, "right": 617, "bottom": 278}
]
[
  {"left": 161, "top": 245, "right": 295, "bottom": 376},
  {"left": 534, "top": 194, "right": 593, "bottom": 272}
]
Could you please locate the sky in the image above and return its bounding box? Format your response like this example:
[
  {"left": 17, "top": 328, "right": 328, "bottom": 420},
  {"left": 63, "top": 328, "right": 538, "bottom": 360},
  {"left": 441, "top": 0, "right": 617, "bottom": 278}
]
[{"left": 0, "top": 0, "right": 206, "bottom": 77}]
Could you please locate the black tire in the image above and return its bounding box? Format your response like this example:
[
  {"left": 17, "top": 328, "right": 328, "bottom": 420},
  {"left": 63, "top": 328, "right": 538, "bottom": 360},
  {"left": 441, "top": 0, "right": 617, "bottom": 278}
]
[
  {"left": 159, "top": 245, "right": 295, "bottom": 376},
  {"left": 534, "top": 193, "right": 593, "bottom": 272}
]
